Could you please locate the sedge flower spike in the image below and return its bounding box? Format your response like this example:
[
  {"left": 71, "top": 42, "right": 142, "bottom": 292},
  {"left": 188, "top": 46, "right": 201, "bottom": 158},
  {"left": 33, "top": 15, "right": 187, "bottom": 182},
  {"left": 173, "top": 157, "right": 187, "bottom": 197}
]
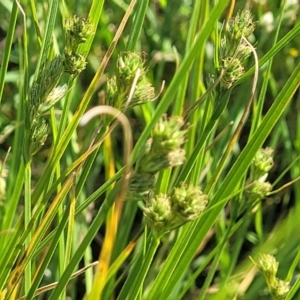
[
  {"left": 256, "top": 254, "right": 290, "bottom": 299},
  {"left": 63, "top": 52, "right": 87, "bottom": 76},
  {"left": 106, "top": 52, "right": 155, "bottom": 110},
  {"left": 136, "top": 115, "right": 187, "bottom": 174},
  {"left": 24, "top": 14, "right": 92, "bottom": 159},
  {"left": 246, "top": 180, "right": 272, "bottom": 202},
  {"left": 171, "top": 183, "right": 208, "bottom": 221},
  {"left": 143, "top": 184, "right": 208, "bottom": 236},
  {"left": 143, "top": 194, "right": 173, "bottom": 235},
  {"left": 25, "top": 56, "right": 64, "bottom": 159},
  {"left": 238, "top": 147, "right": 274, "bottom": 213},
  {"left": 116, "top": 52, "right": 146, "bottom": 86},
  {"left": 28, "top": 56, "right": 64, "bottom": 118},
  {"left": 29, "top": 118, "right": 48, "bottom": 156},
  {"left": 63, "top": 16, "right": 93, "bottom": 76},
  {"left": 257, "top": 254, "right": 278, "bottom": 281},
  {"left": 218, "top": 9, "right": 256, "bottom": 89},
  {"left": 272, "top": 279, "right": 290, "bottom": 299},
  {"left": 65, "top": 15, "right": 94, "bottom": 53},
  {"left": 125, "top": 116, "right": 186, "bottom": 202},
  {"left": 252, "top": 147, "right": 274, "bottom": 179},
  {"left": 38, "top": 56, "right": 64, "bottom": 98},
  {"left": 220, "top": 57, "right": 245, "bottom": 89},
  {"left": 224, "top": 9, "right": 256, "bottom": 45}
]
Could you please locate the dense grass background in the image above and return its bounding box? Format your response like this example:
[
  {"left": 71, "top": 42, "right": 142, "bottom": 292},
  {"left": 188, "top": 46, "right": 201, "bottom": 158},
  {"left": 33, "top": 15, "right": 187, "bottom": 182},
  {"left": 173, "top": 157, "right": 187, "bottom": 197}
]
[{"left": 0, "top": 0, "right": 300, "bottom": 299}]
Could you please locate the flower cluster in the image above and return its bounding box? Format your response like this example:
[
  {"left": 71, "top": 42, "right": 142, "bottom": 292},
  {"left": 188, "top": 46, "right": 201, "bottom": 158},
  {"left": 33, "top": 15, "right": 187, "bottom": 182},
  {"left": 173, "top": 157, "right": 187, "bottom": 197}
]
[
  {"left": 106, "top": 52, "right": 155, "bottom": 110},
  {"left": 143, "top": 183, "right": 208, "bottom": 236},
  {"left": 248, "top": 147, "right": 273, "bottom": 202},
  {"left": 256, "top": 254, "right": 290, "bottom": 299},
  {"left": 63, "top": 16, "right": 94, "bottom": 76},
  {"left": 119, "top": 115, "right": 197, "bottom": 236},
  {"left": 252, "top": 147, "right": 274, "bottom": 180},
  {"left": 240, "top": 147, "right": 274, "bottom": 214},
  {"left": 65, "top": 16, "right": 94, "bottom": 51},
  {"left": 25, "top": 16, "right": 93, "bottom": 159},
  {"left": 136, "top": 116, "right": 187, "bottom": 174},
  {"left": 246, "top": 180, "right": 272, "bottom": 203},
  {"left": 218, "top": 9, "right": 256, "bottom": 89},
  {"left": 25, "top": 57, "right": 65, "bottom": 158},
  {"left": 126, "top": 115, "right": 187, "bottom": 202}
]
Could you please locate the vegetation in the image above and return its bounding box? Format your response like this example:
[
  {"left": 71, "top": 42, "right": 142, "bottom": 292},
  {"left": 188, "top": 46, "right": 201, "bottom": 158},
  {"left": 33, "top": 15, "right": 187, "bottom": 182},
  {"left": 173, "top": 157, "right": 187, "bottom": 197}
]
[{"left": 0, "top": 0, "right": 300, "bottom": 299}]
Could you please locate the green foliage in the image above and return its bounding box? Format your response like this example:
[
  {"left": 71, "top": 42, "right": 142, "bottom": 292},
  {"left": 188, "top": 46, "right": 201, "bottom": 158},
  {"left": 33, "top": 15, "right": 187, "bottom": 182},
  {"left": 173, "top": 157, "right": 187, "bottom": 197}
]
[{"left": 0, "top": 0, "right": 300, "bottom": 299}]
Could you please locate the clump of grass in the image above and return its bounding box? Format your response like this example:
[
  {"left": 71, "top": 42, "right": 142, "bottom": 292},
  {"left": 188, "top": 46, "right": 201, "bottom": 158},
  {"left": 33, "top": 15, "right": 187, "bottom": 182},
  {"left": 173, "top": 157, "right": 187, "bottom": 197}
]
[{"left": 0, "top": 1, "right": 300, "bottom": 300}]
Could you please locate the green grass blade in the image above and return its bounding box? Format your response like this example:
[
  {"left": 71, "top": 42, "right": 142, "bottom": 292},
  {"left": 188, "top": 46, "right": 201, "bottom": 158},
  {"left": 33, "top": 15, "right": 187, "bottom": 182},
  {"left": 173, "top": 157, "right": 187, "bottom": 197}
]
[
  {"left": 24, "top": 204, "right": 70, "bottom": 300},
  {"left": 34, "top": 0, "right": 59, "bottom": 76},
  {"left": 0, "top": 1, "right": 18, "bottom": 105},
  {"left": 126, "top": 0, "right": 149, "bottom": 51},
  {"left": 48, "top": 183, "right": 122, "bottom": 300}
]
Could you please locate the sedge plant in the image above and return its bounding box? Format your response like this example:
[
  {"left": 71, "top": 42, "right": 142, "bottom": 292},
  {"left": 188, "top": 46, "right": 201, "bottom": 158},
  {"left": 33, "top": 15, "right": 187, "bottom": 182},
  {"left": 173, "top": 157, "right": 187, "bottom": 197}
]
[{"left": 0, "top": 0, "right": 300, "bottom": 300}]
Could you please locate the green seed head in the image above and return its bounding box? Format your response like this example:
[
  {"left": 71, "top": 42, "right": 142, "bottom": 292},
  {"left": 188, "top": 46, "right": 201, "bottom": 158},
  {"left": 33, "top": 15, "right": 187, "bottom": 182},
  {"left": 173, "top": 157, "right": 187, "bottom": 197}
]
[
  {"left": 257, "top": 254, "right": 278, "bottom": 281},
  {"left": 116, "top": 52, "right": 146, "bottom": 88},
  {"left": 143, "top": 194, "right": 173, "bottom": 235},
  {"left": 218, "top": 9, "right": 256, "bottom": 89},
  {"left": 247, "top": 180, "right": 272, "bottom": 202},
  {"left": 106, "top": 52, "right": 155, "bottom": 110},
  {"left": 63, "top": 52, "right": 87, "bottom": 76},
  {"left": 65, "top": 16, "right": 94, "bottom": 53},
  {"left": 29, "top": 118, "right": 49, "bottom": 156},
  {"left": 252, "top": 148, "right": 274, "bottom": 179},
  {"left": 136, "top": 115, "right": 187, "bottom": 174},
  {"left": 272, "top": 279, "right": 290, "bottom": 299},
  {"left": 171, "top": 183, "right": 208, "bottom": 221},
  {"left": 225, "top": 9, "right": 256, "bottom": 41},
  {"left": 220, "top": 57, "right": 244, "bottom": 89}
]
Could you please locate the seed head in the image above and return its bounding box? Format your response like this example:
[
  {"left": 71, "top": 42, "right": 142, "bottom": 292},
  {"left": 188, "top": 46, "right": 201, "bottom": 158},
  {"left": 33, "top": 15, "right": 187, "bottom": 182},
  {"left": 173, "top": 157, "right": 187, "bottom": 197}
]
[
  {"left": 29, "top": 118, "right": 48, "bottom": 156},
  {"left": 171, "top": 183, "right": 208, "bottom": 221},
  {"left": 65, "top": 16, "right": 94, "bottom": 53},
  {"left": 136, "top": 115, "right": 187, "bottom": 174},
  {"left": 252, "top": 148, "right": 274, "bottom": 179},
  {"left": 143, "top": 194, "right": 173, "bottom": 235}
]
